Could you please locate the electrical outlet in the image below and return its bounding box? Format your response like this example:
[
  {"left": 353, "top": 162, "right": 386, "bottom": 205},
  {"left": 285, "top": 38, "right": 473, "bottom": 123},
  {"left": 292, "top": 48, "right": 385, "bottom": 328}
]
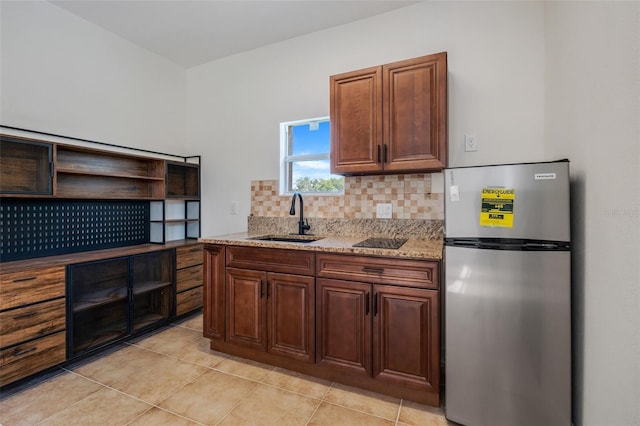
[
  {"left": 230, "top": 201, "right": 237, "bottom": 215},
  {"left": 465, "top": 134, "right": 478, "bottom": 152},
  {"left": 376, "top": 203, "right": 392, "bottom": 219}
]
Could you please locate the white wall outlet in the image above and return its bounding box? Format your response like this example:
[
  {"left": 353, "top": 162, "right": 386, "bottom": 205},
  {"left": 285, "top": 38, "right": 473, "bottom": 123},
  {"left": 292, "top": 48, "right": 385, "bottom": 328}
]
[
  {"left": 230, "top": 201, "right": 238, "bottom": 215},
  {"left": 465, "top": 134, "right": 478, "bottom": 152},
  {"left": 376, "top": 203, "right": 392, "bottom": 219}
]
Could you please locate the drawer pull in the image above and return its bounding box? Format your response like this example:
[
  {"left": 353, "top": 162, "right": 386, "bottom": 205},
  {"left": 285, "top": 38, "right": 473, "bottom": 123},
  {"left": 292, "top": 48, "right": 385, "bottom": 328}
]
[
  {"left": 12, "top": 346, "right": 37, "bottom": 357},
  {"left": 12, "top": 276, "right": 37, "bottom": 283},
  {"left": 12, "top": 311, "right": 37, "bottom": 320},
  {"left": 362, "top": 267, "right": 384, "bottom": 274}
]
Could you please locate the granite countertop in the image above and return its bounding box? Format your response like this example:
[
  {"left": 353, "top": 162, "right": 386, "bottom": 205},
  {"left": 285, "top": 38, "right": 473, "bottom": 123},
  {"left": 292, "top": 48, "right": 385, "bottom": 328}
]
[{"left": 199, "top": 232, "right": 443, "bottom": 260}]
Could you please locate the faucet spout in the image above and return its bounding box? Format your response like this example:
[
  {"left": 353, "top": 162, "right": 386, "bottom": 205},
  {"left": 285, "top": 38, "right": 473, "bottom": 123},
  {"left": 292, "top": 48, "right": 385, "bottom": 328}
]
[{"left": 290, "top": 192, "right": 311, "bottom": 235}]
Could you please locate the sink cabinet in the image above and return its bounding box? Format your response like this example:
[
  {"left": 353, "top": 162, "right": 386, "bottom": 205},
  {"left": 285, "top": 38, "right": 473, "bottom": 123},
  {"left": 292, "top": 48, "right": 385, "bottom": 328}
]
[
  {"left": 330, "top": 52, "right": 447, "bottom": 175},
  {"left": 203, "top": 244, "right": 441, "bottom": 406},
  {"left": 221, "top": 246, "right": 315, "bottom": 363}
]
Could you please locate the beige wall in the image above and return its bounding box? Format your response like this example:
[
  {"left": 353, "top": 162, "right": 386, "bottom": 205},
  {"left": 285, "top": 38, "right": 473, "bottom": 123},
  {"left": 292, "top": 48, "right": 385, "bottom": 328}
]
[
  {"left": 544, "top": 2, "right": 640, "bottom": 425},
  {"left": 187, "top": 1, "right": 546, "bottom": 236}
]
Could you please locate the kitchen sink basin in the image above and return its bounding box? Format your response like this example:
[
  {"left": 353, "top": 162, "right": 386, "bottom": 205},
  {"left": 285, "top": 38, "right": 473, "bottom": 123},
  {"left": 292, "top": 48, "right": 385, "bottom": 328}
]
[{"left": 247, "top": 235, "right": 321, "bottom": 243}]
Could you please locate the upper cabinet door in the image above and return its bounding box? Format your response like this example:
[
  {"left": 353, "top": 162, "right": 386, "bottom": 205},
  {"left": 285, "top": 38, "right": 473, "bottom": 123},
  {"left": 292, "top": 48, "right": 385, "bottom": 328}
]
[
  {"left": 330, "top": 52, "right": 447, "bottom": 175},
  {"left": 383, "top": 52, "right": 447, "bottom": 172},
  {"left": 330, "top": 66, "right": 383, "bottom": 174}
]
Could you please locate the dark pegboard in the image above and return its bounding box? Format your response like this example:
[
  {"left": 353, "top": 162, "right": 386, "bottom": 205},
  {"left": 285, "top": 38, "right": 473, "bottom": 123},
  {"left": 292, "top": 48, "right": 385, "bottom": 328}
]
[{"left": 0, "top": 200, "right": 149, "bottom": 262}]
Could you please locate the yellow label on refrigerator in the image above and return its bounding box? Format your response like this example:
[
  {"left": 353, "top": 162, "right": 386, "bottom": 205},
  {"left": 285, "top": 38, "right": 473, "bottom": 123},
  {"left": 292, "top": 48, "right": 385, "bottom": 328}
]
[{"left": 480, "top": 188, "right": 515, "bottom": 228}]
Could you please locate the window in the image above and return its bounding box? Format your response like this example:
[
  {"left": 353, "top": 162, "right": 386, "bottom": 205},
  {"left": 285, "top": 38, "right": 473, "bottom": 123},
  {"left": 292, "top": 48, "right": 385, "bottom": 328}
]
[{"left": 280, "top": 117, "right": 344, "bottom": 194}]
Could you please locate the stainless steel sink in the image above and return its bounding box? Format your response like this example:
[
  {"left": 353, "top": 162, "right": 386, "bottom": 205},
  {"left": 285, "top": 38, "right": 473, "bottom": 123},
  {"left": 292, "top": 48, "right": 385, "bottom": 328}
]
[{"left": 247, "top": 235, "right": 321, "bottom": 243}]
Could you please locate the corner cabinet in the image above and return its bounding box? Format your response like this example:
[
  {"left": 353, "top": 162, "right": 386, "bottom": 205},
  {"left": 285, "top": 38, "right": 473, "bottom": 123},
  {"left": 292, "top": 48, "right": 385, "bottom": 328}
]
[
  {"left": 330, "top": 52, "right": 448, "bottom": 175},
  {"left": 203, "top": 244, "right": 441, "bottom": 406}
]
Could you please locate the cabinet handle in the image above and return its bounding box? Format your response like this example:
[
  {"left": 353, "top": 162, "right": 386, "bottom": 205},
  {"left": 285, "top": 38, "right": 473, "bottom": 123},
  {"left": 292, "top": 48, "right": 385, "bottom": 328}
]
[
  {"left": 377, "top": 145, "right": 381, "bottom": 163},
  {"left": 365, "top": 292, "right": 370, "bottom": 315},
  {"left": 267, "top": 281, "right": 271, "bottom": 298},
  {"left": 13, "top": 276, "right": 37, "bottom": 283},
  {"left": 362, "top": 267, "right": 384, "bottom": 274},
  {"left": 12, "top": 311, "right": 37, "bottom": 320},
  {"left": 373, "top": 293, "right": 378, "bottom": 316},
  {"left": 382, "top": 144, "right": 388, "bottom": 163},
  {"left": 12, "top": 346, "right": 37, "bottom": 357}
]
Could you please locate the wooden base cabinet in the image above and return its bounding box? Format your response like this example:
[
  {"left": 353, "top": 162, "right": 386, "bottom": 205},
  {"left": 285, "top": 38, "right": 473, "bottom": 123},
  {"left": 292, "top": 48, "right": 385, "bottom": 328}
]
[
  {"left": 224, "top": 246, "right": 315, "bottom": 363},
  {"left": 203, "top": 244, "right": 441, "bottom": 406},
  {"left": 176, "top": 244, "right": 204, "bottom": 316},
  {"left": 0, "top": 266, "right": 66, "bottom": 386}
]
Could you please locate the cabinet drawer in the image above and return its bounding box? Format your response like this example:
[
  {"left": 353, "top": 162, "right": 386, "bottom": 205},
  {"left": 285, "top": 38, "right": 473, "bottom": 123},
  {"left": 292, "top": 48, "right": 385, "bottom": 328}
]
[
  {"left": 176, "top": 244, "right": 203, "bottom": 269},
  {"left": 176, "top": 286, "right": 203, "bottom": 316},
  {"left": 226, "top": 246, "right": 315, "bottom": 276},
  {"left": 0, "top": 331, "right": 66, "bottom": 386},
  {"left": 317, "top": 254, "right": 438, "bottom": 289},
  {"left": 177, "top": 264, "right": 203, "bottom": 292},
  {"left": 0, "top": 298, "right": 66, "bottom": 348},
  {"left": 0, "top": 266, "right": 65, "bottom": 310}
]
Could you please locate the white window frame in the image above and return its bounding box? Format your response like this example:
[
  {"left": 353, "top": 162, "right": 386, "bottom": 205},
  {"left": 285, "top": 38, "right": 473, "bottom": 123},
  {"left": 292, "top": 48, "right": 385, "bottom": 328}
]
[{"left": 279, "top": 116, "right": 342, "bottom": 195}]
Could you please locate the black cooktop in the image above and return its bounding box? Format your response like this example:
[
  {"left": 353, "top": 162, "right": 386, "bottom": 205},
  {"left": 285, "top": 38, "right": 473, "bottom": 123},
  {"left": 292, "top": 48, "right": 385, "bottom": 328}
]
[{"left": 352, "top": 238, "right": 407, "bottom": 249}]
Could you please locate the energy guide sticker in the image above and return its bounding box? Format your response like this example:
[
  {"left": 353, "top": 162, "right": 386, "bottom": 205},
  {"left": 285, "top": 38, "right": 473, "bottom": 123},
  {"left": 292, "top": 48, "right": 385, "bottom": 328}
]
[{"left": 480, "top": 188, "right": 515, "bottom": 228}]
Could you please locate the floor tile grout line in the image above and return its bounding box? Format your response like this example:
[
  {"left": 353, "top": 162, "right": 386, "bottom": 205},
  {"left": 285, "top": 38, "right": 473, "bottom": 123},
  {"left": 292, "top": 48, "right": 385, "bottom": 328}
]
[
  {"left": 62, "top": 367, "right": 211, "bottom": 425},
  {"left": 319, "top": 399, "right": 402, "bottom": 423},
  {"left": 213, "top": 380, "right": 261, "bottom": 426},
  {"left": 303, "top": 398, "right": 324, "bottom": 426},
  {"left": 31, "top": 368, "right": 155, "bottom": 426},
  {"left": 395, "top": 399, "right": 404, "bottom": 425}
]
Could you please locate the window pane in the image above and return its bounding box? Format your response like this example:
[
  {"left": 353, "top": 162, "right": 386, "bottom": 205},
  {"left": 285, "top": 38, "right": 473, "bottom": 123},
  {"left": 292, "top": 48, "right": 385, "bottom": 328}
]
[
  {"left": 291, "top": 121, "right": 330, "bottom": 155},
  {"left": 291, "top": 160, "right": 343, "bottom": 193}
]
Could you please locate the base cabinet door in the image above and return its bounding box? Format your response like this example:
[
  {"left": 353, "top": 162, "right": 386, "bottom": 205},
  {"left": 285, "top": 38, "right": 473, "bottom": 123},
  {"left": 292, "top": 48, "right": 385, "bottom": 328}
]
[
  {"left": 226, "top": 268, "right": 266, "bottom": 350},
  {"left": 316, "top": 278, "right": 371, "bottom": 377},
  {"left": 204, "top": 245, "right": 225, "bottom": 340},
  {"left": 373, "top": 285, "right": 439, "bottom": 393},
  {"left": 268, "top": 273, "right": 314, "bottom": 362}
]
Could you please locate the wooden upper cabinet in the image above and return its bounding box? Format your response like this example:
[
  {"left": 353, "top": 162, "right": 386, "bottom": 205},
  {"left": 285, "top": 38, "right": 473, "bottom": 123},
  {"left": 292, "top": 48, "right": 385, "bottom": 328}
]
[
  {"left": 330, "top": 52, "right": 447, "bottom": 175},
  {"left": 330, "top": 66, "right": 383, "bottom": 174}
]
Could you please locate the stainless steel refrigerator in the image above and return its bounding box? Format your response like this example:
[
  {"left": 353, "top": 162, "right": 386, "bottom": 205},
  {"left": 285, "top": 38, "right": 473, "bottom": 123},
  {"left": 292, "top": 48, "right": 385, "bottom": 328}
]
[{"left": 444, "top": 160, "right": 571, "bottom": 426}]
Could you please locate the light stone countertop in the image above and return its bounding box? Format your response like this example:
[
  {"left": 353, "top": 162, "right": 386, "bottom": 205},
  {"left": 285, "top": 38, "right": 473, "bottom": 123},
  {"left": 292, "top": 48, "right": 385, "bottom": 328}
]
[{"left": 199, "top": 232, "right": 443, "bottom": 260}]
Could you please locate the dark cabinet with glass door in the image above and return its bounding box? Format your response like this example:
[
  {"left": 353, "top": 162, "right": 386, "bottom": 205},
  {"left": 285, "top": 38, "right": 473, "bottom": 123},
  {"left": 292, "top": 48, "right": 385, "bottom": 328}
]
[{"left": 67, "top": 250, "right": 174, "bottom": 358}]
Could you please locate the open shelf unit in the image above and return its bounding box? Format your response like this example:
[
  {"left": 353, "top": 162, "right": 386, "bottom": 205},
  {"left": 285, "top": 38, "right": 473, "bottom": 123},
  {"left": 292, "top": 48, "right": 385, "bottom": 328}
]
[{"left": 150, "top": 199, "right": 201, "bottom": 243}]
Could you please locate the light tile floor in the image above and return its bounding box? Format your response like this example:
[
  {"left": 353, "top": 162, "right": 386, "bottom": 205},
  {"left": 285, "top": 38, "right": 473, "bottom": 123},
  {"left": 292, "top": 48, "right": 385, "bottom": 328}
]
[{"left": 0, "top": 313, "right": 451, "bottom": 426}]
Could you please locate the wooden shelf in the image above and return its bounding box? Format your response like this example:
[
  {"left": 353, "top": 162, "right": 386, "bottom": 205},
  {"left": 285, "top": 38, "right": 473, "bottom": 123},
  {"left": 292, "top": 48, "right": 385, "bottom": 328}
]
[
  {"left": 56, "top": 169, "right": 165, "bottom": 181},
  {"left": 73, "top": 287, "right": 128, "bottom": 312},
  {"left": 133, "top": 280, "right": 172, "bottom": 296}
]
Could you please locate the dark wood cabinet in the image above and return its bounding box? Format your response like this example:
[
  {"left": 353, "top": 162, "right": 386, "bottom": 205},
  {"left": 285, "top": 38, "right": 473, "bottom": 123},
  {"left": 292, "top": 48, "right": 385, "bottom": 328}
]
[
  {"left": 316, "top": 253, "right": 440, "bottom": 406},
  {"left": 330, "top": 52, "right": 447, "bottom": 175},
  {"left": 225, "top": 268, "right": 315, "bottom": 363},
  {"left": 204, "top": 245, "right": 225, "bottom": 341},
  {"left": 316, "top": 278, "right": 371, "bottom": 377},
  {"left": 202, "top": 244, "right": 441, "bottom": 405},
  {"left": 373, "top": 284, "right": 439, "bottom": 394}
]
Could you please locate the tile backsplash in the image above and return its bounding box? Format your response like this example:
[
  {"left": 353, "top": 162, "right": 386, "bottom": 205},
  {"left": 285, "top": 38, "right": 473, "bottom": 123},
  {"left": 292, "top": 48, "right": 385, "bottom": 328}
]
[{"left": 251, "top": 173, "right": 444, "bottom": 220}]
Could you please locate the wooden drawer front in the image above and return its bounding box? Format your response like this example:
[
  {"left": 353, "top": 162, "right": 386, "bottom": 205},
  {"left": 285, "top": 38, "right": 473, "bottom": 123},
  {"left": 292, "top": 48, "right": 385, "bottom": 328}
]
[
  {"left": 0, "top": 267, "right": 65, "bottom": 310},
  {"left": 176, "top": 286, "right": 203, "bottom": 316},
  {"left": 177, "top": 264, "right": 203, "bottom": 292},
  {"left": 0, "top": 298, "right": 66, "bottom": 348},
  {"left": 0, "top": 331, "right": 66, "bottom": 386},
  {"left": 226, "top": 246, "right": 315, "bottom": 276},
  {"left": 316, "top": 254, "right": 438, "bottom": 289},
  {"left": 176, "top": 244, "right": 204, "bottom": 269}
]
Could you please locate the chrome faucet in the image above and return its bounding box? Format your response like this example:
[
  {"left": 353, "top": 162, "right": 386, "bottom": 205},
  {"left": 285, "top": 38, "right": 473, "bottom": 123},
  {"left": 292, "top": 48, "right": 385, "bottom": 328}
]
[{"left": 289, "top": 192, "right": 311, "bottom": 235}]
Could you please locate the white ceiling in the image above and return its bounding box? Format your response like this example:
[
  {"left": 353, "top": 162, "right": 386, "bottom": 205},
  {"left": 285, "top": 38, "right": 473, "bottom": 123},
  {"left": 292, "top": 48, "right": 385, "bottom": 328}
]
[{"left": 49, "top": 0, "right": 418, "bottom": 68}]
